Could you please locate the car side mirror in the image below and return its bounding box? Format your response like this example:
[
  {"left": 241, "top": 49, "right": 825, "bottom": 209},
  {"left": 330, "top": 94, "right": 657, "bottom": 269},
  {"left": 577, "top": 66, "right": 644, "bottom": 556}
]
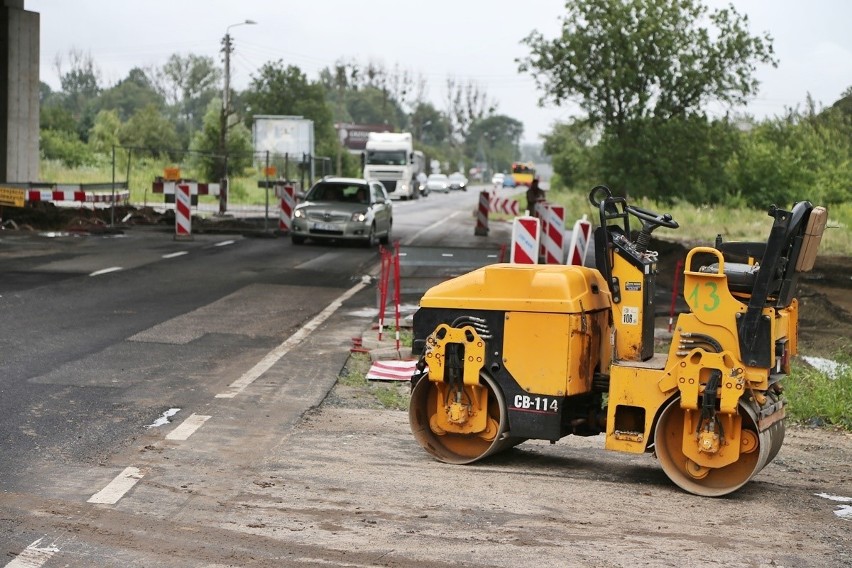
[
  {"left": 295, "top": 191, "right": 306, "bottom": 201},
  {"left": 375, "top": 196, "right": 385, "bottom": 204}
]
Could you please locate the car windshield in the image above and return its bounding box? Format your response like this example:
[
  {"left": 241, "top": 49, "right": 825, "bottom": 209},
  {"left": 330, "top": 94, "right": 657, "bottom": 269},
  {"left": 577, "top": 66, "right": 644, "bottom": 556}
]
[
  {"left": 366, "top": 150, "right": 408, "bottom": 166},
  {"left": 428, "top": 174, "right": 447, "bottom": 180},
  {"left": 307, "top": 182, "right": 369, "bottom": 204},
  {"left": 449, "top": 174, "right": 465, "bottom": 180}
]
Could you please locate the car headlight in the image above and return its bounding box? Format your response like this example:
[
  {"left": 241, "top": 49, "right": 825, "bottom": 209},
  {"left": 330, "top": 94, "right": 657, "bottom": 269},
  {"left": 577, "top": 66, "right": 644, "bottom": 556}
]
[
  {"left": 294, "top": 209, "right": 304, "bottom": 218},
  {"left": 351, "top": 211, "right": 367, "bottom": 222}
]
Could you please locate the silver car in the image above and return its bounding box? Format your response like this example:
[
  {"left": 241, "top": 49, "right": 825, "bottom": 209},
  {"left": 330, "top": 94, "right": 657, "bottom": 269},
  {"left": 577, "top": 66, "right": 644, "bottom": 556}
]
[
  {"left": 425, "top": 173, "right": 449, "bottom": 193},
  {"left": 291, "top": 177, "right": 393, "bottom": 246}
]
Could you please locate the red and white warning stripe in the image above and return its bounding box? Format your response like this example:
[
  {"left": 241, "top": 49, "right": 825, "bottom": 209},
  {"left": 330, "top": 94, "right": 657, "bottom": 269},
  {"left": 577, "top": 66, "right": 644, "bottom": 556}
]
[
  {"left": 567, "top": 214, "right": 593, "bottom": 265},
  {"left": 26, "top": 190, "right": 130, "bottom": 203},
  {"left": 366, "top": 359, "right": 419, "bottom": 381},
  {"left": 542, "top": 204, "right": 566, "bottom": 264},
  {"left": 488, "top": 195, "right": 520, "bottom": 216},
  {"left": 475, "top": 190, "right": 489, "bottom": 235},
  {"left": 276, "top": 184, "right": 296, "bottom": 233},
  {"left": 174, "top": 183, "right": 192, "bottom": 239},
  {"left": 510, "top": 216, "right": 540, "bottom": 264},
  {"left": 152, "top": 181, "right": 220, "bottom": 196}
]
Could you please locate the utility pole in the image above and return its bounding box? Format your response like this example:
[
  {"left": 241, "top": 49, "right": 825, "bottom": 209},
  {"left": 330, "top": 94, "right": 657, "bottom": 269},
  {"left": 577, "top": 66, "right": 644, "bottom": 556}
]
[{"left": 219, "top": 19, "right": 256, "bottom": 215}]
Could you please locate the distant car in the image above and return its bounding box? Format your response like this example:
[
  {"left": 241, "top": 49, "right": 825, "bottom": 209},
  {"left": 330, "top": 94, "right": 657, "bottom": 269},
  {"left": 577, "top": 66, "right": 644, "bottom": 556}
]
[
  {"left": 491, "top": 173, "right": 505, "bottom": 186},
  {"left": 448, "top": 172, "right": 468, "bottom": 191},
  {"left": 425, "top": 173, "right": 449, "bottom": 193},
  {"left": 502, "top": 175, "right": 516, "bottom": 188},
  {"left": 291, "top": 177, "right": 392, "bottom": 246}
]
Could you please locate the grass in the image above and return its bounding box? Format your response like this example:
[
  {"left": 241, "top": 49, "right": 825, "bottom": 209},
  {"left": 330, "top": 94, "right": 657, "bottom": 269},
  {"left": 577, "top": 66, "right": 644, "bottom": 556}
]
[
  {"left": 338, "top": 353, "right": 411, "bottom": 411},
  {"left": 785, "top": 351, "right": 852, "bottom": 429}
]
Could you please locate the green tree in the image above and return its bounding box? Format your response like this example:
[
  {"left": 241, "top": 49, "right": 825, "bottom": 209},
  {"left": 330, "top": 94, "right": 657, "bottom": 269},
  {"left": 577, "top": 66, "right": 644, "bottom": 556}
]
[
  {"left": 95, "top": 68, "right": 164, "bottom": 121},
  {"left": 118, "top": 104, "right": 180, "bottom": 157},
  {"left": 519, "top": 0, "right": 776, "bottom": 201},
  {"left": 465, "top": 115, "right": 523, "bottom": 173},
  {"left": 189, "top": 98, "right": 253, "bottom": 180},
  {"left": 88, "top": 109, "right": 122, "bottom": 155},
  {"left": 242, "top": 61, "right": 339, "bottom": 160},
  {"left": 148, "top": 53, "right": 222, "bottom": 144}
]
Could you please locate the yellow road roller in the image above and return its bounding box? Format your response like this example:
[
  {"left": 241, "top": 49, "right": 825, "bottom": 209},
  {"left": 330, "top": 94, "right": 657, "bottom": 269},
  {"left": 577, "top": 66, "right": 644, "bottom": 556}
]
[{"left": 408, "top": 186, "right": 827, "bottom": 496}]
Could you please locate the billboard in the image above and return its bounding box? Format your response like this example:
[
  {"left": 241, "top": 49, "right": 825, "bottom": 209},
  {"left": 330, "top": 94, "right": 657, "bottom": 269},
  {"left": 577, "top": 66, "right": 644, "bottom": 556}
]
[
  {"left": 336, "top": 123, "right": 392, "bottom": 152},
  {"left": 252, "top": 115, "right": 315, "bottom": 158}
]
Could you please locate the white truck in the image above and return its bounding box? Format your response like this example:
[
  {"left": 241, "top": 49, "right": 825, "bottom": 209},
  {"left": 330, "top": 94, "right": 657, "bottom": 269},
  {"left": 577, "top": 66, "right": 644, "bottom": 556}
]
[{"left": 363, "top": 132, "right": 424, "bottom": 200}]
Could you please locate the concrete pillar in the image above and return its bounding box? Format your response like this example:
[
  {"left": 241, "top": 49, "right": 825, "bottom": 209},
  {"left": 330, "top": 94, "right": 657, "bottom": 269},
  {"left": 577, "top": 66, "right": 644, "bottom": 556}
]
[{"left": 1, "top": 0, "right": 40, "bottom": 183}]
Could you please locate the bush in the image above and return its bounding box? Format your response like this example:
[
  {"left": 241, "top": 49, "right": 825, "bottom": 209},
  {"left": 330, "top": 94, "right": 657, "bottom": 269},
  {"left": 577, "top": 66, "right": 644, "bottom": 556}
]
[{"left": 40, "top": 129, "right": 95, "bottom": 167}]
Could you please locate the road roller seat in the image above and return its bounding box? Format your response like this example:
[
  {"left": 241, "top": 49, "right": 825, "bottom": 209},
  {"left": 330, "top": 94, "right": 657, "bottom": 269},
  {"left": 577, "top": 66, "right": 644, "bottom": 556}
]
[{"left": 703, "top": 202, "right": 827, "bottom": 308}]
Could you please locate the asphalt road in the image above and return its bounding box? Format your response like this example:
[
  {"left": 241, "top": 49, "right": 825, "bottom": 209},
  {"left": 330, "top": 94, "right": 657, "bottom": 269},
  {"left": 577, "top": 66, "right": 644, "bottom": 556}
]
[{"left": 0, "top": 186, "right": 516, "bottom": 566}]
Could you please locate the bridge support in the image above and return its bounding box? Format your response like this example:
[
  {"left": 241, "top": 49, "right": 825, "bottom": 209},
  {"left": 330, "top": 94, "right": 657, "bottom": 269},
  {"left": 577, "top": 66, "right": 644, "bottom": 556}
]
[{"left": 1, "top": 0, "right": 40, "bottom": 183}]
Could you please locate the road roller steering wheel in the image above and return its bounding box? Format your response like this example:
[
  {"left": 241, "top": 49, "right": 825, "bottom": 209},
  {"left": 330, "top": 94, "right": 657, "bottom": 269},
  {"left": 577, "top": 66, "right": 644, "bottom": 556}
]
[{"left": 626, "top": 204, "right": 679, "bottom": 230}]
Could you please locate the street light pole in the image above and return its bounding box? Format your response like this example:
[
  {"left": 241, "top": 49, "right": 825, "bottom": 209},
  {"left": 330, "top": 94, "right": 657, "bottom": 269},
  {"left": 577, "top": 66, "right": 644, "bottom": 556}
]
[{"left": 219, "top": 19, "right": 256, "bottom": 215}]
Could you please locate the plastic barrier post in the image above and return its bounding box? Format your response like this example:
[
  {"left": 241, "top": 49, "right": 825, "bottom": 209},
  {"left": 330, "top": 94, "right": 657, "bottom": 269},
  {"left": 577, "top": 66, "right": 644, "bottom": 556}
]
[
  {"left": 278, "top": 184, "right": 295, "bottom": 233},
  {"left": 510, "top": 216, "right": 540, "bottom": 264},
  {"left": 567, "top": 214, "right": 593, "bottom": 266},
  {"left": 475, "top": 190, "right": 489, "bottom": 236},
  {"left": 543, "top": 204, "right": 566, "bottom": 264},
  {"left": 174, "top": 183, "right": 192, "bottom": 241}
]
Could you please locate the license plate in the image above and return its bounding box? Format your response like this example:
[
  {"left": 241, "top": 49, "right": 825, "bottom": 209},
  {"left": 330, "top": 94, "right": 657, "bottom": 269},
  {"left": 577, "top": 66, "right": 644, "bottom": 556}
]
[{"left": 313, "top": 222, "right": 338, "bottom": 231}]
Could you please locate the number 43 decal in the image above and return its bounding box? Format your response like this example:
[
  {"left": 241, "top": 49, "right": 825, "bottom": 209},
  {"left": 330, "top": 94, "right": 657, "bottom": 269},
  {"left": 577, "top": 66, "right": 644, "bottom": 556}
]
[{"left": 688, "top": 282, "right": 721, "bottom": 312}]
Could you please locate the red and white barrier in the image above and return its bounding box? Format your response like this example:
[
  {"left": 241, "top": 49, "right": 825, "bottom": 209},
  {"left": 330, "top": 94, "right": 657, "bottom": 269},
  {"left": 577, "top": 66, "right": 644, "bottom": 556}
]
[
  {"left": 475, "top": 190, "right": 489, "bottom": 236},
  {"left": 534, "top": 202, "right": 549, "bottom": 259},
  {"left": 510, "top": 216, "right": 540, "bottom": 264},
  {"left": 488, "top": 195, "right": 520, "bottom": 216},
  {"left": 26, "top": 189, "right": 129, "bottom": 203},
  {"left": 542, "top": 204, "right": 566, "bottom": 264},
  {"left": 366, "top": 359, "right": 419, "bottom": 381},
  {"left": 567, "top": 214, "right": 592, "bottom": 266},
  {"left": 174, "top": 183, "right": 192, "bottom": 240},
  {"left": 275, "top": 184, "right": 296, "bottom": 233},
  {"left": 152, "top": 181, "right": 220, "bottom": 197}
]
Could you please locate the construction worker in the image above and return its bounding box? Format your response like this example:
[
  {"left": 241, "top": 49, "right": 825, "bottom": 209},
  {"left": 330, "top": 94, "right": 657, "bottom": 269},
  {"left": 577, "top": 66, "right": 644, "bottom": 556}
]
[{"left": 526, "top": 176, "right": 544, "bottom": 216}]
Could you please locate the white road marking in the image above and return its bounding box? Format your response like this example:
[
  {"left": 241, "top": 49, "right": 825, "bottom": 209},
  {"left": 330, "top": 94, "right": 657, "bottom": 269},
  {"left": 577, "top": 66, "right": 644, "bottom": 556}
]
[
  {"left": 4, "top": 537, "right": 59, "bottom": 568},
  {"left": 403, "top": 211, "right": 460, "bottom": 245},
  {"left": 166, "top": 414, "right": 211, "bottom": 441},
  {"left": 216, "top": 276, "right": 372, "bottom": 398},
  {"left": 87, "top": 467, "right": 143, "bottom": 504},
  {"left": 214, "top": 240, "right": 235, "bottom": 247},
  {"left": 89, "top": 267, "right": 122, "bottom": 277},
  {"left": 162, "top": 251, "right": 189, "bottom": 259}
]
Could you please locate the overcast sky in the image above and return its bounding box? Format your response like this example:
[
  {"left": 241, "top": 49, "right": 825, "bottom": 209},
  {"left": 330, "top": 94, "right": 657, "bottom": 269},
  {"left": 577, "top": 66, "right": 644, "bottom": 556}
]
[{"left": 27, "top": 0, "right": 852, "bottom": 144}]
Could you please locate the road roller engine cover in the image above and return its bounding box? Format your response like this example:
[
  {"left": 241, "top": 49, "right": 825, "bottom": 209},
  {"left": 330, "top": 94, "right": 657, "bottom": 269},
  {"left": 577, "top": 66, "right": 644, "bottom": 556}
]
[{"left": 408, "top": 185, "right": 828, "bottom": 496}]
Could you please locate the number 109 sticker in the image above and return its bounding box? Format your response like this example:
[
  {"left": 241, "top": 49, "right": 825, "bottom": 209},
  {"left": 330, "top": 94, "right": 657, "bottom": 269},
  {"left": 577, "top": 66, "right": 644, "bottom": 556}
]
[{"left": 622, "top": 306, "right": 639, "bottom": 325}]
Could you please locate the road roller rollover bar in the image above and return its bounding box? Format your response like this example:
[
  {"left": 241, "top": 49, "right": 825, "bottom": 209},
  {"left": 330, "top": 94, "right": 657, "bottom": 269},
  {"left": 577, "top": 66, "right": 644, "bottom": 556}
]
[{"left": 408, "top": 186, "right": 828, "bottom": 496}]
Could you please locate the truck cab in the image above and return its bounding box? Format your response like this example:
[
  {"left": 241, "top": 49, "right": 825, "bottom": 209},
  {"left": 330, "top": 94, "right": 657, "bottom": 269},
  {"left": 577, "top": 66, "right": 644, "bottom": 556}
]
[{"left": 363, "top": 132, "right": 421, "bottom": 200}]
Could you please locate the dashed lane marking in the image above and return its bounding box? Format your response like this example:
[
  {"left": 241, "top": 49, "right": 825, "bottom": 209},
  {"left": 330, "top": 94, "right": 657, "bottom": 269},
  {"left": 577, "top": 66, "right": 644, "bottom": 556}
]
[
  {"left": 4, "top": 537, "right": 59, "bottom": 568},
  {"left": 89, "top": 267, "right": 122, "bottom": 277},
  {"left": 165, "top": 414, "right": 211, "bottom": 441},
  {"left": 215, "top": 276, "right": 372, "bottom": 399},
  {"left": 214, "top": 240, "right": 235, "bottom": 247},
  {"left": 162, "top": 251, "right": 189, "bottom": 259},
  {"left": 87, "top": 467, "right": 143, "bottom": 505}
]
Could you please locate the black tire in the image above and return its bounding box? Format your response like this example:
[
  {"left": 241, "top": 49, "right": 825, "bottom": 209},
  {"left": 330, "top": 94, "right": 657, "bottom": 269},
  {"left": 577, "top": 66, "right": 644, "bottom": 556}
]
[
  {"left": 291, "top": 234, "right": 306, "bottom": 245},
  {"left": 364, "top": 224, "right": 378, "bottom": 247},
  {"left": 379, "top": 221, "right": 392, "bottom": 245}
]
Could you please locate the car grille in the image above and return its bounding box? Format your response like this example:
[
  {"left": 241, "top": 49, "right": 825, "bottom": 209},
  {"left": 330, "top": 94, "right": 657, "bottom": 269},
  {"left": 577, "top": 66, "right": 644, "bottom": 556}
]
[{"left": 306, "top": 211, "right": 348, "bottom": 222}]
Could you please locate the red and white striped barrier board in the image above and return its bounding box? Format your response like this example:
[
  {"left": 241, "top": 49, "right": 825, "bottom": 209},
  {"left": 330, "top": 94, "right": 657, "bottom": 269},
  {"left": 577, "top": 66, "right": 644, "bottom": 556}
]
[
  {"left": 542, "top": 204, "right": 566, "bottom": 264},
  {"left": 174, "top": 183, "right": 192, "bottom": 240},
  {"left": 567, "top": 214, "right": 593, "bottom": 266},
  {"left": 25, "top": 190, "right": 130, "bottom": 203},
  {"left": 276, "top": 184, "right": 296, "bottom": 233},
  {"left": 152, "top": 181, "right": 220, "bottom": 197},
  {"left": 535, "top": 202, "right": 549, "bottom": 258},
  {"left": 488, "top": 195, "right": 520, "bottom": 216},
  {"left": 366, "top": 359, "right": 420, "bottom": 382},
  {"left": 510, "top": 216, "right": 540, "bottom": 264},
  {"left": 475, "top": 190, "right": 489, "bottom": 236}
]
